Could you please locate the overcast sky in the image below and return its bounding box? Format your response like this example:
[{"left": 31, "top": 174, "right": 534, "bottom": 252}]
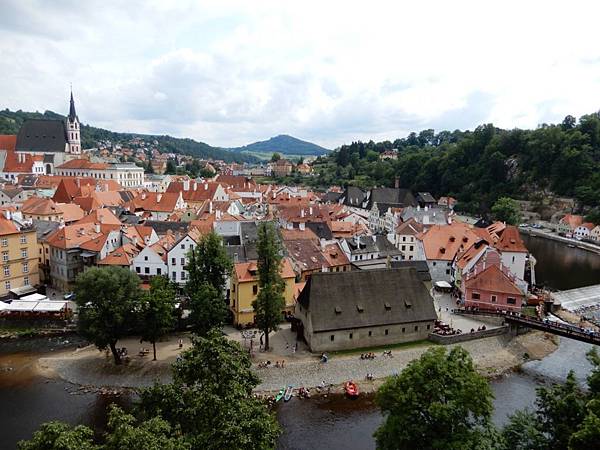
[{"left": 2, "top": 1, "right": 600, "bottom": 149}]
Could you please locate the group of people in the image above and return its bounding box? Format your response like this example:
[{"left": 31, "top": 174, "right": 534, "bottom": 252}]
[
  {"left": 257, "top": 360, "right": 286, "bottom": 369},
  {"left": 360, "top": 352, "right": 376, "bottom": 360},
  {"left": 469, "top": 325, "right": 487, "bottom": 333}
]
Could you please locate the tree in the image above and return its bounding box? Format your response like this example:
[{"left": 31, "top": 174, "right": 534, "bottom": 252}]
[
  {"left": 374, "top": 347, "right": 495, "bottom": 450},
  {"left": 145, "top": 160, "right": 155, "bottom": 174},
  {"left": 185, "top": 232, "right": 233, "bottom": 335},
  {"left": 75, "top": 266, "right": 142, "bottom": 365},
  {"left": 138, "top": 330, "right": 280, "bottom": 449},
  {"left": 103, "top": 405, "right": 190, "bottom": 450},
  {"left": 18, "top": 422, "right": 98, "bottom": 450},
  {"left": 501, "top": 409, "right": 548, "bottom": 450},
  {"left": 139, "top": 276, "right": 177, "bottom": 360},
  {"left": 18, "top": 407, "right": 189, "bottom": 450},
  {"left": 252, "top": 221, "right": 285, "bottom": 351},
  {"left": 165, "top": 160, "right": 177, "bottom": 174},
  {"left": 270, "top": 152, "right": 281, "bottom": 162},
  {"left": 569, "top": 408, "right": 600, "bottom": 450},
  {"left": 491, "top": 197, "right": 521, "bottom": 225}
]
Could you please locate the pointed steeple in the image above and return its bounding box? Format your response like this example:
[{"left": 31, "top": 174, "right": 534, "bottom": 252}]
[{"left": 68, "top": 87, "right": 78, "bottom": 122}]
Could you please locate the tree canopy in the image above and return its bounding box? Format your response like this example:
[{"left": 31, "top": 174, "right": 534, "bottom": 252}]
[
  {"left": 374, "top": 346, "right": 495, "bottom": 450},
  {"left": 139, "top": 276, "right": 177, "bottom": 360},
  {"left": 74, "top": 266, "right": 142, "bottom": 364},
  {"left": 491, "top": 197, "right": 522, "bottom": 225}
]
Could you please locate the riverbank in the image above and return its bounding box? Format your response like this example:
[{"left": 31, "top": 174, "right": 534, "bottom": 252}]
[
  {"left": 32, "top": 331, "right": 558, "bottom": 395},
  {"left": 520, "top": 227, "right": 600, "bottom": 255}
]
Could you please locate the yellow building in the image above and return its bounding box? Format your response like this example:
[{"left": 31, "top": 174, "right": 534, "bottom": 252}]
[
  {"left": 230, "top": 258, "right": 296, "bottom": 326},
  {"left": 0, "top": 217, "right": 40, "bottom": 298}
]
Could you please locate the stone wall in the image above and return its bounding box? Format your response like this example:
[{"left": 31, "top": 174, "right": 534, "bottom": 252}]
[{"left": 428, "top": 325, "right": 509, "bottom": 345}]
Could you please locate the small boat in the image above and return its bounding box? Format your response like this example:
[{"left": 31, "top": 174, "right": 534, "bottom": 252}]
[
  {"left": 567, "top": 244, "right": 576, "bottom": 248},
  {"left": 275, "top": 388, "right": 285, "bottom": 402},
  {"left": 344, "top": 381, "right": 359, "bottom": 398},
  {"left": 284, "top": 385, "right": 294, "bottom": 402}
]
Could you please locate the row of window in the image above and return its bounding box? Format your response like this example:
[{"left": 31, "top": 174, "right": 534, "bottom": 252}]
[
  {"left": 471, "top": 292, "right": 517, "bottom": 304},
  {"left": 135, "top": 266, "right": 162, "bottom": 275},
  {"left": 329, "top": 324, "right": 431, "bottom": 341},
  {"left": 0, "top": 235, "right": 27, "bottom": 247},
  {"left": 1, "top": 248, "right": 28, "bottom": 261},
  {"left": 3, "top": 262, "right": 28, "bottom": 276},
  {"left": 4, "top": 276, "right": 29, "bottom": 290}
]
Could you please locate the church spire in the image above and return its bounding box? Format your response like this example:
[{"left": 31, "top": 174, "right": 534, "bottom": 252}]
[{"left": 68, "top": 87, "right": 78, "bottom": 122}]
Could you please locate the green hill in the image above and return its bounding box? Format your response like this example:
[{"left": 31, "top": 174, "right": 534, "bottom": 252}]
[
  {"left": 227, "top": 134, "right": 329, "bottom": 158},
  {"left": 0, "top": 109, "right": 257, "bottom": 163}
]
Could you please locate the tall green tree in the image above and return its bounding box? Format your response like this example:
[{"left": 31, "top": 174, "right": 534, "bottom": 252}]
[
  {"left": 75, "top": 266, "right": 142, "bottom": 365},
  {"left": 491, "top": 197, "right": 521, "bottom": 225},
  {"left": 252, "top": 221, "right": 285, "bottom": 351},
  {"left": 374, "top": 346, "right": 495, "bottom": 450},
  {"left": 17, "top": 422, "right": 99, "bottom": 450},
  {"left": 270, "top": 152, "right": 281, "bottom": 162},
  {"left": 185, "top": 231, "right": 233, "bottom": 335},
  {"left": 138, "top": 330, "right": 280, "bottom": 449},
  {"left": 139, "top": 276, "right": 177, "bottom": 360}
]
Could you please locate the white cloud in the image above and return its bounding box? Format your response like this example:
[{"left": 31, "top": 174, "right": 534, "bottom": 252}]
[{"left": 1, "top": 0, "right": 600, "bottom": 148}]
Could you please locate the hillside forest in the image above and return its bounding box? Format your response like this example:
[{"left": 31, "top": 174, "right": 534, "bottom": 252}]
[{"left": 309, "top": 113, "right": 600, "bottom": 222}]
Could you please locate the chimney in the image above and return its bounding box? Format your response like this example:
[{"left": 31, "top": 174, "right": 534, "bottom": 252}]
[
  {"left": 209, "top": 201, "right": 213, "bottom": 214},
  {"left": 76, "top": 178, "right": 81, "bottom": 187},
  {"left": 299, "top": 222, "right": 306, "bottom": 231},
  {"left": 183, "top": 180, "right": 190, "bottom": 191},
  {"left": 424, "top": 206, "right": 428, "bottom": 212},
  {"left": 94, "top": 223, "right": 101, "bottom": 233},
  {"left": 132, "top": 236, "right": 138, "bottom": 246},
  {"left": 395, "top": 177, "right": 400, "bottom": 189},
  {"left": 204, "top": 183, "right": 208, "bottom": 191},
  {"left": 141, "top": 192, "right": 146, "bottom": 200},
  {"left": 157, "top": 193, "right": 162, "bottom": 202},
  {"left": 234, "top": 252, "right": 239, "bottom": 263},
  {"left": 193, "top": 183, "right": 197, "bottom": 191},
  {"left": 300, "top": 209, "right": 305, "bottom": 218},
  {"left": 309, "top": 206, "right": 313, "bottom": 215}
]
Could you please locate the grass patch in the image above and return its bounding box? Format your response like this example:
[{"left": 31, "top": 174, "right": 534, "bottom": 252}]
[{"left": 329, "top": 339, "right": 435, "bottom": 357}]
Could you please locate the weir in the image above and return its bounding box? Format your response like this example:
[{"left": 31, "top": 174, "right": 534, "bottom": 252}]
[{"left": 550, "top": 284, "right": 600, "bottom": 312}]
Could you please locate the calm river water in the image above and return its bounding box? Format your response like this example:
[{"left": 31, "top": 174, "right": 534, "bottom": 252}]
[{"left": 1, "top": 234, "right": 599, "bottom": 449}]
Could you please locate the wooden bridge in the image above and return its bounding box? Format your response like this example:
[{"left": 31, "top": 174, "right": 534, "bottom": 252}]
[{"left": 454, "top": 308, "right": 600, "bottom": 346}]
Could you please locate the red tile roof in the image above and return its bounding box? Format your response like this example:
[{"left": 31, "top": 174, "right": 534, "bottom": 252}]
[
  {"left": 464, "top": 264, "right": 523, "bottom": 296},
  {"left": 494, "top": 225, "right": 528, "bottom": 253},
  {"left": 0, "top": 135, "right": 17, "bottom": 152}
]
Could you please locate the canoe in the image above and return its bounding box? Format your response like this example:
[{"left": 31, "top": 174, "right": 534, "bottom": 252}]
[
  {"left": 275, "top": 388, "right": 285, "bottom": 402},
  {"left": 344, "top": 381, "right": 359, "bottom": 398},
  {"left": 284, "top": 385, "right": 294, "bottom": 402}
]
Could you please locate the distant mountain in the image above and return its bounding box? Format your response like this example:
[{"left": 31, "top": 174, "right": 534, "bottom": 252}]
[
  {"left": 227, "top": 134, "right": 329, "bottom": 157},
  {"left": 0, "top": 109, "right": 258, "bottom": 164}
]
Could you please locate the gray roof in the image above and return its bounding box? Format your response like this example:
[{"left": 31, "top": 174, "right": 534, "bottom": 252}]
[
  {"left": 0, "top": 187, "right": 23, "bottom": 198},
  {"left": 417, "top": 192, "right": 436, "bottom": 204},
  {"left": 343, "top": 186, "right": 366, "bottom": 207},
  {"left": 401, "top": 206, "right": 448, "bottom": 226},
  {"left": 306, "top": 222, "right": 333, "bottom": 240},
  {"left": 391, "top": 260, "right": 432, "bottom": 282},
  {"left": 367, "top": 188, "right": 417, "bottom": 210},
  {"left": 144, "top": 220, "right": 190, "bottom": 235},
  {"left": 16, "top": 120, "right": 68, "bottom": 153},
  {"left": 18, "top": 174, "right": 38, "bottom": 188},
  {"left": 344, "top": 236, "right": 379, "bottom": 255},
  {"left": 375, "top": 235, "right": 402, "bottom": 257},
  {"left": 32, "top": 219, "right": 61, "bottom": 243},
  {"left": 323, "top": 191, "right": 342, "bottom": 204},
  {"left": 298, "top": 268, "right": 437, "bottom": 332},
  {"left": 240, "top": 221, "right": 259, "bottom": 244}
]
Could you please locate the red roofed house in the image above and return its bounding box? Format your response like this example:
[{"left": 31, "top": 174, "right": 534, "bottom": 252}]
[
  {"left": 493, "top": 225, "right": 528, "bottom": 281},
  {"left": 557, "top": 214, "right": 584, "bottom": 235},
  {"left": 574, "top": 222, "right": 595, "bottom": 239},
  {"left": 463, "top": 263, "right": 526, "bottom": 312}
]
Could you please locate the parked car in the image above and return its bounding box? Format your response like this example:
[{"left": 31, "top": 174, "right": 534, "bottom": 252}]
[{"left": 64, "top": 292, "right": 75, "bottom": 300}]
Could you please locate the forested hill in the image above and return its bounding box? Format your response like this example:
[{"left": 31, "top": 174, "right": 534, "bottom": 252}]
[
  {"left": 310, "top": 113, "right": 600, "bottom": 220},
  {"left": 227, "top": 134, "right": 329, "bottom": 157},
  {"left": 0, "top": 109, "right": 257, "bottom": 163}
]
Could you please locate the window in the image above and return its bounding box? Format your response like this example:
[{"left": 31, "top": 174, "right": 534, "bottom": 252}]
[
  {"left": 491, "top": 295, "right": 497, "bottom": 303},
  {"left": 156, "top": 268, "right": 161, "bottom": 275},
  {"left": 181, "top": 271, "right": 186, "bottom": 280},
  {"left": 253, "top": 284, "right": 258, "bottom": 295},
  {"left": 330, "top": 335, "right": 335, "bottom": 341},
  {"left": 20, "top": 235, "right": 26, "bottom": 244},
  {"left": 4, "top": 281, "right": 10, "bottom": 290},
  {"left": 2, "top": 252, "right": 7, "bottom": 262},
  {"left": 21, "top": 248, "right": 27, "bottom": 259},
  {"left": 1, "top": 238, "right": 7, "bottom": 247},
  {"left": 180, "top": 244, "right": 185, "bottom": 249},
  {"left": 171, "top": 258, "right": 175, "bottom": 265},
  {"left": 135, "top": 266, "right": 141, "bottom": 273},
  {"left": 472, "top": 292, "right": 480, "bottom": 300},
  {"left": 23, "top": 276, "right": 29, "bottom": 286},
  {"left": 172, "top": 271, "right": 176, "bottom": 280},
  {"left": 385, "top": 329, "right": 389, "bottom": 335},
  {"left": 368, "top": 331, "right": 372, "bottom": 337},
  {"left": 432, "top": 261, "right": 436, "bottom": 266},
  {"left": 402, "top": 236, "right": 406, "bottom": 242},
  {"left": 3, "top": 266, "right": 9, "bottom": 277},
  {"left": 401, "top": 245, "right": 406, "bottom": 251},
  {"left": 144, "top": 256, "right": 148, "bottom": 261},
  {"left": 409, "top": 246, "right": 414, "bottom": 251},
  {"left": 22, "top": 262, "right": 28, "bottom": 274},
  {"left": 507, "top": 297, "right": 517, "bottom": 305},
  {"left": 144, "top": 267, "right": 150, "bottom": 274},
  {"left": 427, "top": 324, "right": 431, "bottom": 330},
  {"left": 181, "top": 258, "right": 185, "bottom": 265},
  {"left": 414, "top": 325, "right": 419, "bottom": 331},
  {"left": 446, "top": 269, "right": 450, "bottom": 275},
  {"left": 402, "top": 327, "right": 405, "bottom": 333}
]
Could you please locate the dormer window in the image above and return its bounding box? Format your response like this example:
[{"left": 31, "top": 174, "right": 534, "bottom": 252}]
[
  {"left": 334, "top": 306, "right": 342, "bottom": 314},
  {"left": 356, "top": 305, "right": 364, "bottom": 313},
  {"left": 384, "top": 302, "right": 391, "bottom": 310}
]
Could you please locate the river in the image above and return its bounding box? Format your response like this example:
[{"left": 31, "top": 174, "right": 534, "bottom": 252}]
[{"left": 1, "top": 234, "right": 600, "bottom": 449}]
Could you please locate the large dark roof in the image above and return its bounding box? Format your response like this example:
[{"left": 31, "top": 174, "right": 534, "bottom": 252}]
[
  {"left": 306, "top": 222, "right": 333, "bottom": 240},
  {"left": 240, "top": 221, "right": 259, "bottom": 244},
  {"left": 391, "top": 260, "right": 432, "bottom": 282},
  {"left": 32, "top": 219, "right": 61, "bottom": 242},
  {"left": 298, "top": 268, "right": 436, "bottom": 332},
  {"left": 368, "top": 188, "right": 417, "bottom": 209},
  {"left": 323, "top": 191, "right": 343, "bottom": 204},
  {"left": 16, "top": 119, "right": 67, "bottom": 153}
]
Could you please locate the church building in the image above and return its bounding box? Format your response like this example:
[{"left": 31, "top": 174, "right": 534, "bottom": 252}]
[{"left": 14, "top": 91, "right": 83, "bottom": 175}]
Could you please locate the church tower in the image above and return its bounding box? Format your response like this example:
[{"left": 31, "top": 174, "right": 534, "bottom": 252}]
[{"left": 65, "top": 89, "right": 81, "bottom": 155}]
